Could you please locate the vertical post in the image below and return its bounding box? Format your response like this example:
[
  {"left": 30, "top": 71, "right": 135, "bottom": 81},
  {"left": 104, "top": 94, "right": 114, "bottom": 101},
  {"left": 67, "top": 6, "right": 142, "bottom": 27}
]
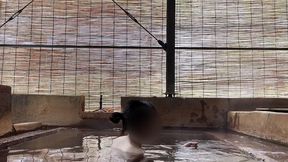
[{"left": 166, "top": 0, "right": 176, "bottom": 97}]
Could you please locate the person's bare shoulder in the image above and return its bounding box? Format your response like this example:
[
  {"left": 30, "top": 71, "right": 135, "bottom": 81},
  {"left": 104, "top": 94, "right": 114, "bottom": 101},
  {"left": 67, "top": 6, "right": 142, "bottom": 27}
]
[{"left": 112, "top": 136, "right": 144, "bottom": 161}]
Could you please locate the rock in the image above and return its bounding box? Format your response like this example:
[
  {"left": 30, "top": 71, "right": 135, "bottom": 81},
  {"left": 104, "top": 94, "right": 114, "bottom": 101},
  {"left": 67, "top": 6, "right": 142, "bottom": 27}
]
[
  {"left": 13, "top": 122, "right": 42, "bottom": 132},
  {"left": 184, "top": 142, "right": 198, "bottom": 149}
]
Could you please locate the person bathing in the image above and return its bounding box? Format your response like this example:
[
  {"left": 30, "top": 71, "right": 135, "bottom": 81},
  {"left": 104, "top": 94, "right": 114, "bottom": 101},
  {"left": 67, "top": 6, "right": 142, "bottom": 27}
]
[{"left": 110, "top": 100, "right": 160, "bottom": 162}]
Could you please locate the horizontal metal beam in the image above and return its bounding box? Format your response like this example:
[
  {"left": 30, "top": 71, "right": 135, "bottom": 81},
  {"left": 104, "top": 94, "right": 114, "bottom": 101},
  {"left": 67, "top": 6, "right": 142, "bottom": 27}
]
[
  {"left": 177, "top": 47, "right": 288, "bottom": 51},
  {"left": 0, "top": 44, "right": 161, "bottom": 49},
  {"left": 0, "top": 44, "right": 288, "bottom": 51}
]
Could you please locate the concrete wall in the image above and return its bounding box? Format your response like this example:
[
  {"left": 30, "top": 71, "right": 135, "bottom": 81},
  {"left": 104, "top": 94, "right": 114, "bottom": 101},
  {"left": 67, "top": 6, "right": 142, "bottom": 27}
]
[
  {"left": 228, "top": 111, "right": 288, "bottom": 145},
  {"left": 0, "top": 85, "right": 12, "bottom": 136},
  {"left": 122, "top": 97, "right": 288, "bottom": 128},
  {"left": 12, "top": 95, "right": 85, "bottom": 126},
  {"left": 122, "top": 97, "right": 230, "bottom": 128}
]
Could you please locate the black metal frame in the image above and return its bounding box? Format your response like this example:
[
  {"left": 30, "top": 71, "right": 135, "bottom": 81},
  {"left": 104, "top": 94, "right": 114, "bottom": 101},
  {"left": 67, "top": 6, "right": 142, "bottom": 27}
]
[
  {"left": 166, "top": 0, "right": 176, "bottom": 97},
  {"left": 1, "top": 44, "right": 288, "bottom": 51}
]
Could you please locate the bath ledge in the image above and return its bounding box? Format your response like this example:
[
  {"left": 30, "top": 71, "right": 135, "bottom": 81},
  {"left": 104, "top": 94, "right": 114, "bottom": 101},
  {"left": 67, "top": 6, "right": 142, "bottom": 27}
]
[{"left": 0, "top": 127, "right": 66, "bottom": 149}]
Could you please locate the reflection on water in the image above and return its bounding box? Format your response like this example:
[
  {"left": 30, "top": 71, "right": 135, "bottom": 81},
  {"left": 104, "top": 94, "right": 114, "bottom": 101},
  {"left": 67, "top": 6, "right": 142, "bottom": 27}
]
[{"left": 3, "top": 129, "right": 259, "bottom": 162}]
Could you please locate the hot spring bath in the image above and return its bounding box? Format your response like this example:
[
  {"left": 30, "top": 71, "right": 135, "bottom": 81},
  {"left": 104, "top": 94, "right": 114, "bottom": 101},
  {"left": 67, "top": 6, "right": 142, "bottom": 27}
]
[{"left": 0, "top": 128, "right": 272, "bottom": 162}]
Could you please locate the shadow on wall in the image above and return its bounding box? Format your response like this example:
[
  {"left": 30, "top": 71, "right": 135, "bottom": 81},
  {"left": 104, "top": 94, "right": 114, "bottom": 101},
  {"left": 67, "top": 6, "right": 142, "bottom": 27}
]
[
  {"left": 0, "top": 85, "right": 12, "bottom": 136},
  {"left": 122, "top": 97, "right": 288, "bottom": 129},
  {"left": 121, "top": 97, "right": 230, "bottom": 128},
  {"left": 0, "top": 149, "right": 8, "bottom": 161}
]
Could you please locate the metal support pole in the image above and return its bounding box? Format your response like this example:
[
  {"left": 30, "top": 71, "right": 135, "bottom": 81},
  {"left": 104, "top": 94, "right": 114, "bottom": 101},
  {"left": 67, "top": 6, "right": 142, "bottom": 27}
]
[{"left": 166, "top": 0, "right": 176, "bottom": 97}]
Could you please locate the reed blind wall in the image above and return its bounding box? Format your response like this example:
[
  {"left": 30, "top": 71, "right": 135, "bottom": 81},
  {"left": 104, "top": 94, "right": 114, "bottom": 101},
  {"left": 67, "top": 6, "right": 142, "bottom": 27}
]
[{"left": 0, "top": 0, "right": 288, "bottom": 110}]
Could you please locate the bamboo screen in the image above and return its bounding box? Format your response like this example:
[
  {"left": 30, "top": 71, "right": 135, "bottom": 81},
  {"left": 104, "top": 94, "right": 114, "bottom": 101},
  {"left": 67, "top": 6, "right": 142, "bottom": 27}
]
[
  {"left": 175, "top": 0, "right": 288, "bottom": 98},
  {"left": 1, "top": 0, "right": 288, "bottom": 111},
  {"left": 0, "top": 0, "right": 166, "bottom": 111}
]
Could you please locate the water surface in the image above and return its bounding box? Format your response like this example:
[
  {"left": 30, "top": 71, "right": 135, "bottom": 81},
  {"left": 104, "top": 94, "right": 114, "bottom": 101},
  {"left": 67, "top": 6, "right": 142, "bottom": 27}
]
[{"left": 2, "top": 129, "right": 260, "bottom": 161}]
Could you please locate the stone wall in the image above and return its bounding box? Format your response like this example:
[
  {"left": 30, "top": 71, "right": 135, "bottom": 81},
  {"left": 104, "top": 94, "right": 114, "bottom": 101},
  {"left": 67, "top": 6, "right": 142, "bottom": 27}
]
[
  {"left": 228, "top": 111, "right": 288, "bottom": 145},
  {"left": 0, "top": 85, "right": 12, "bottom": 136},
  {"left": 122, "top": 97, "right": 230, "bottom": 128},
  {"left": 12, "top": 95, "right": 85, "bottom": 126},
  {"left": 122, "top": 97, "right": 288, "bottom": 128}
]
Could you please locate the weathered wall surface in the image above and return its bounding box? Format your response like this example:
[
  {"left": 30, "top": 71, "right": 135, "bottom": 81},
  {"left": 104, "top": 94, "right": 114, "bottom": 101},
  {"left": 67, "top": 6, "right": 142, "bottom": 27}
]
[
  {"left": 122, "top": 97, "right": 288, "bottom": 128},
  {"left": 228, "top": 111, "right": 288, "bottom": 145},
  {"left": 0, "top": 85, "right": 12, "bottom": 136},
  {"left": 122, "top": 97, "right": 230, "bottom": 128},
  {"left": 12, "top": 95, "right": 85, "bottom": 126}
]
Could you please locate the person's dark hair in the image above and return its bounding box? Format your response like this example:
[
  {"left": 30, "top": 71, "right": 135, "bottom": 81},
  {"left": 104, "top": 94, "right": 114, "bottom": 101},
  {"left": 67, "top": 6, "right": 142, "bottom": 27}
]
[{"left": 110, "top": 100, "right": 157, "bottom": 135}]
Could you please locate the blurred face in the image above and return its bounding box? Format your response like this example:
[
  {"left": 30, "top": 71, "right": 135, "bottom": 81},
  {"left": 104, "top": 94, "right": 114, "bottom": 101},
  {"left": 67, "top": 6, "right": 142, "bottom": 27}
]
[{"left": 129, "top": 116, "right": 161, "bottom": 144}]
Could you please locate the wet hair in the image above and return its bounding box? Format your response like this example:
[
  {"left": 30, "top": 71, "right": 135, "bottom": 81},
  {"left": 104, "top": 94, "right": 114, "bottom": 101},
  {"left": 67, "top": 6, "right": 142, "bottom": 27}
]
[{"left": 110, "top": 100, "right": 157, "bottom": 135}]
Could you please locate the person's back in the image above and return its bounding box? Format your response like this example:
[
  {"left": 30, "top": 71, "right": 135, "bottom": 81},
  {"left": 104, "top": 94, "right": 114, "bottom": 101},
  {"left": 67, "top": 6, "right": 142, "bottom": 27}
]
[
  {"left": 110, "top": 100, "right": 160, "bottom": 162},
  {"left": 111, "top": 135, "right": 144, "bottom": 161}
]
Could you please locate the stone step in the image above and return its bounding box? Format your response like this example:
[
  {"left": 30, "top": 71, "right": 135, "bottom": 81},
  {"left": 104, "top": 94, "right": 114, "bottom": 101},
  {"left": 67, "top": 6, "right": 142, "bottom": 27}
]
[{"left": 13, "top": 122, "right": 42, "bottom": 132}]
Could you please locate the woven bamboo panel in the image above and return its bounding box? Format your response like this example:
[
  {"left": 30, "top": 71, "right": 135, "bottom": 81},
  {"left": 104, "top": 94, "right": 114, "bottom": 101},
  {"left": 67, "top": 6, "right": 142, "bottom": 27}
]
[
  {"left": 0, "top": 0, "right": 288, "bottom": 110},
  {"left": 175, "top": 0, "right": 288, "bottom": 98}
]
